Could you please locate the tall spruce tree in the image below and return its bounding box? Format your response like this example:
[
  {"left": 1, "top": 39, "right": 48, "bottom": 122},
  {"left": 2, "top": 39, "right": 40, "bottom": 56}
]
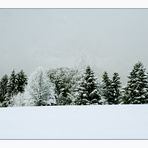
[
  {"left": 111, "top": 72, "right": 121, "bottom": 104},
  {"left": 16, "top": 70, "right": 28, "bottom": 94},
  {"left": 0, "top": 75, "right": 8, "bottom": 106},
  {"left": 123, "top": 62, "right": 148, "bottom": 104},
  {"left": 7, "top": 70, "right": 17, "bottom": 97},
  {"left": 101, "top": 72, "right": 121, "bottom": 104},
  {"left": 75, "top": 66, "right": 101, "bottom": 105},
  {"left": 101, "top": 72, "right": 113, "bottom": 104},
  {"left": 3, "top": 70, "right": 17, "bottom": 106}
]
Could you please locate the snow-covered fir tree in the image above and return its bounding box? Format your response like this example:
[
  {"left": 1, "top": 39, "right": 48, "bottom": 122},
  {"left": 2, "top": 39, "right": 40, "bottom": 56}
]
[
  {"left": 48, "top": 67, "right": 79, "bottom": 105},
  {"left": 111, "top": 72, "right": 121, "bottom": 104},
  {"left": 15, "top": 70, "right": 28, "bottom": 94},
  {"left": 101, "top": 72, "right": 112, "bottom": 104},
  {"left": 74, "top": 66, "right": 101, "bottom": 105},
  {"left": 26, "top": 67, "right": 56, "bottom": 106},
  {"left": 3, "top": 70, "right": 18, "bottom": 106},
  {"left": 7, "top": 70, "right": 17, "bottom": 97},
  {"left": 3, "top": 70, "right": 28, "bottom": 107},
  {"left": 101, "top": 72, "right": 121, "bottom": 104},
  {"left": 123, "top": 62, "right": 148, "bottom": 104},
  {"left": 0, "top": 75, "right": 8, "bottom": 107}
]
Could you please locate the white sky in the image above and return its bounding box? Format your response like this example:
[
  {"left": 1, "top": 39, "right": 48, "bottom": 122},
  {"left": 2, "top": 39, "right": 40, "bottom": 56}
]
[{"left": 0, "top": 9, "right": 148, "bottom": 84}]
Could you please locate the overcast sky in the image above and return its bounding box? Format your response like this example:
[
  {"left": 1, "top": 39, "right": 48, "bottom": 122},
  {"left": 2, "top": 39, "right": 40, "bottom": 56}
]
[{"left": 0, "top": 9, "right": 148, "bottom": 83}]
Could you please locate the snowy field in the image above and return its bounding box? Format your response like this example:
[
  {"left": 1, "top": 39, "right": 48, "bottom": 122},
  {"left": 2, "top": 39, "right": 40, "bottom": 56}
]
[{"left": 0, "top": 105, "right": 148, "bottom": 139}]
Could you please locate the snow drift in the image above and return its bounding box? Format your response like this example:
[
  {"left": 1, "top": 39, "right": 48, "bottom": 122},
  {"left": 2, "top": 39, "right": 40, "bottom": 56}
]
[{"left": 0, "top": 105, "right": 148, "bottom": 139}]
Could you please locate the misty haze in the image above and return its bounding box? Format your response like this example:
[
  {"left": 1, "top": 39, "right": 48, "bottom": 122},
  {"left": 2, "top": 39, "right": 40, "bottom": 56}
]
[{"left": 0, "top": 9, "right": 148, "bottom": 82}]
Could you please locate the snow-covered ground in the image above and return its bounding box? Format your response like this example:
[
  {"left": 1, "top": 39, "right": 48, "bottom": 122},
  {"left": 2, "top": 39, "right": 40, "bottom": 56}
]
[{"left": 0, "top": 105, "right": 148, "bottom": 139}]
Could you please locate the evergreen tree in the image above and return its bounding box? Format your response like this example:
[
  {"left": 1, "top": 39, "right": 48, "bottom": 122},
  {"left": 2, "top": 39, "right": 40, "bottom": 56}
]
[
  {"left": 48, "top": 68, "right": 78, "bottom": 105},
  {"left": 75, "top": 66, "right": 101, "bottom": 105},
  {"left": 123, "top": 62, "right": 148, "bottom": 104},
  {"left": 111, "top": 72, "right": 121, "bottom": 104},
  {"left": 16, "top": 70, "right": 28, "bottom": 93},
  {"left": 101, "top": 72, "right": 113, "bottom": 104},
  {"left": 7, "top": 70, "right": 17, "bottom": 97},
  {"left": 101, "top": 72, "right": 122, "bottom": 104},
  {"left": 0, "top": 75, "right": 8, "bottom": 106}
]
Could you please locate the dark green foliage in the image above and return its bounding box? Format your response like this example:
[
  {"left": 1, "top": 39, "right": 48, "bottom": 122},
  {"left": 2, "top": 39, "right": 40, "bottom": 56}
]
[
  {"left": 101, "top": 72, "right": 121, "bottom": 104},
  {"left": 57, "top": 95, "right": 72, "bottom": 105},
  {"left": 0, "top": 75, "right": 8, "bottom": 106},
  {"left": 75, "top": 66, "right": 101, "bottom": 105},
  {"left": 123, "top": 62, "right": 148, "bottom": 104},
  {"left": 2, "top": 70, "right": 17, "bottom": 107},
  {"left": 7, "top": 70, "right": 28, "bottom": 97},
  {"left": 101, "top": 72, "right": 113, "bottom": 104},
  {"left": 16, "top": 70, "right": 28, "bottom": 93},
  {"left": 48, "top": 68, "right": 77, "bottom": 105},
  {"left": 1, "top": 70, "right": 28, "bottom": 107},
  {"left": 111, "top": 72, "right": 121, "bottom": 104},
  {"left": 7, "top": 70, "right": 17, "bottom": 98}
]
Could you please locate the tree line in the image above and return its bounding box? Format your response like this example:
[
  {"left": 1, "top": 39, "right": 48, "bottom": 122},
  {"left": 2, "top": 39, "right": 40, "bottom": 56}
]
[{"left": 0, "top": 61, "right": 148, "bottom": 107}]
